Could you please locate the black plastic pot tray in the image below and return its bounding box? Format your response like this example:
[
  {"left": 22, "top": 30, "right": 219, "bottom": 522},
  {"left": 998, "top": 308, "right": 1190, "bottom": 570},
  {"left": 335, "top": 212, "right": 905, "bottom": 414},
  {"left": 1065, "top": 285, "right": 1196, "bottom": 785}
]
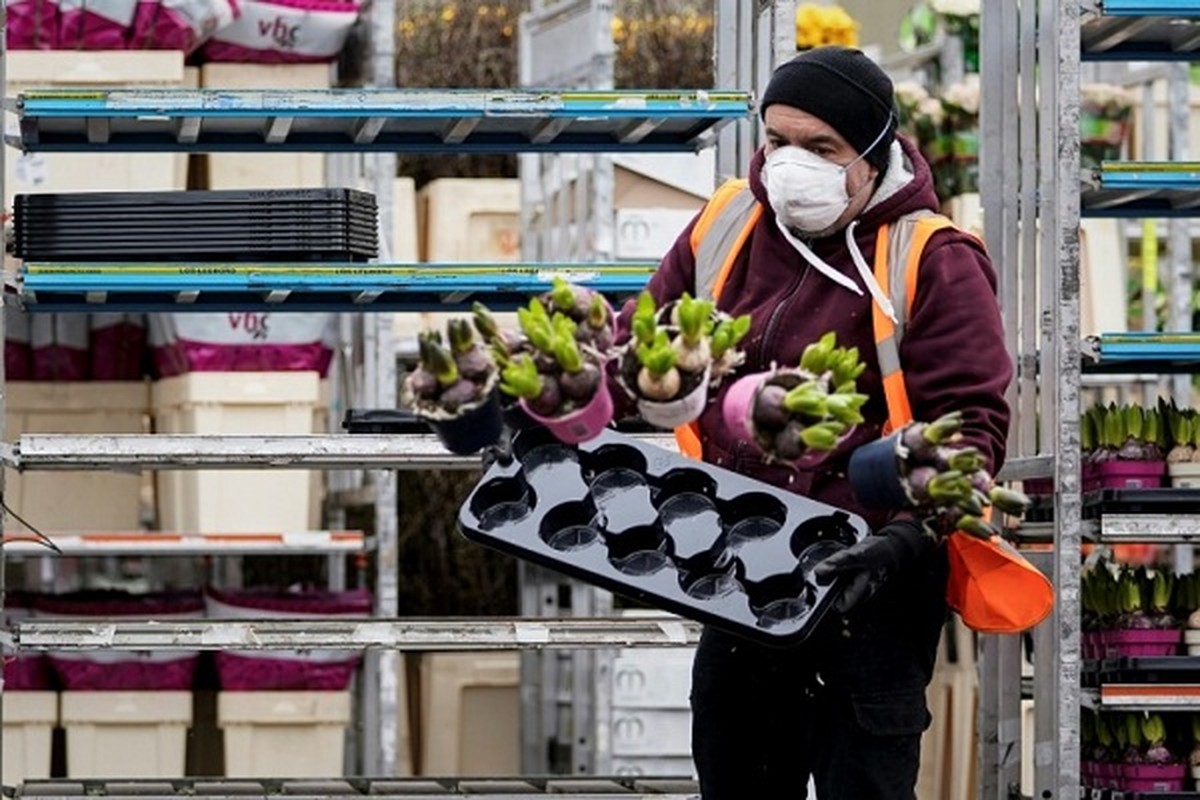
[
  {"left": 11, "top": 211, "right": 376, "bottom": 230},
  {"left": 1081, "top": 488, "right": 1200, "bottom": 518},
  {"left": 14, "top": 188, "right": 376, "bottom": 208},
  {"left": 457, "top": 427, "right": 870, "bottom": 647},
  {"left": 13, "top": 228, "right": 378, "bottom": 247},
  {"left": 1084, "top": 791, "right": 1199, "bottom": 800},
  {"left": 13, "top": 244, "right": 377, "bottom": 262},
  {"left": 1090, "top": 656, "right": 1200, "bottom": 684}
]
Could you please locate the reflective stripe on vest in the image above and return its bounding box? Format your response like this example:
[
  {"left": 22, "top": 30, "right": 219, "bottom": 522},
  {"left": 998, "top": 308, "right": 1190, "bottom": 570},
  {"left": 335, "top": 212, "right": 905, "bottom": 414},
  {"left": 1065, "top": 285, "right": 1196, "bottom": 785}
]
[{"left": 874, "top": 211, "right": 954, "bottom": 433}]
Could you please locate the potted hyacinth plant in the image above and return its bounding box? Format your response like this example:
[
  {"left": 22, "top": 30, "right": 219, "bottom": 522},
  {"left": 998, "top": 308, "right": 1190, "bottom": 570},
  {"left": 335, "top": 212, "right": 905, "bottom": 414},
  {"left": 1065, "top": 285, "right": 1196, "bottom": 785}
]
[
  {"left": 618, "top": 291, "right": 751, "bottom": 428},
  {"left": 401, "top": 317, "right": 504, "bottom": 455},
  {"left": 495, "top": 296, "right": 612, "bottom": 444},
  {"left": 844, "top": 406, "right": 1033, "bottom": 541},
  {"left": 1082, "top": 402, "right": 1167, "bottom": 490},
  {"left": 1165, "top": 402, "right": 1200, "bottom": 487},
  {"left": 721, "top": 331, "right": 871, "bottom": 465},
  {"left": 1109, "top": 568, "right": 1182, "bottom": 658},
  {"left": 1123, "top": 713, "right": 1186, "bottom": 792}
]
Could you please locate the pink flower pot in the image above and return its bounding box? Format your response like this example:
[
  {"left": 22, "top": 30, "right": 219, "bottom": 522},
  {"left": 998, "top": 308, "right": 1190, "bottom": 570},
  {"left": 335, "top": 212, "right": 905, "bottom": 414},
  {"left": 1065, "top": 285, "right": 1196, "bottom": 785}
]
[
  {"left": 1109, "top": 628, "right": 1182, "bottom": 657},
  {"left": 721, "top": 371, "right": 766, "bottom": 446},
  {"left": 1122, "top": 763, "right": 1186, "bottom": 792},
  {"left": 1092, "top": 460, "right": 1166, "bottom": 490},
  {"left": 520, "top": 382, "right": 614, "bottom": 445}
]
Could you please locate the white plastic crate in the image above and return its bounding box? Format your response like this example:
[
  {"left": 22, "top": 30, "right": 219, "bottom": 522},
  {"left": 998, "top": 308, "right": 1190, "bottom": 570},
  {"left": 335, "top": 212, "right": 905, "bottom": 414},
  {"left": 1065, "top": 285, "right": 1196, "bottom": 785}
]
[
  {"left": 2, "top": 692, "right": 56, "bottom": 785},
  {"left": 611, "top": 709, "right": 692, "bottom": 757},
  {"left": 5, "top": 52, "right": 187, "bottom": 224},
  {"left": 418, "top": 178, "right": 520, "bottom": 262},
  {"left": 151, "top": 371, "right": 322, "bottom": 532},
  {"left": 60, "top": 691, "right": 192, "bottom": 778},
  {"left": 217, "top": 691, "right": 350, "bottom": 777},
  {"left": 419, "top": 652, "right": 520, "bottom": 776},
  {"left": 6, "top": 382, "right": 149, "bottom": 531},
  {"left": 610, "top": 756, "right": 696, "bottom": 778},
  {"left": 611, "top": 648, "right": 694, "bottom": 709}
]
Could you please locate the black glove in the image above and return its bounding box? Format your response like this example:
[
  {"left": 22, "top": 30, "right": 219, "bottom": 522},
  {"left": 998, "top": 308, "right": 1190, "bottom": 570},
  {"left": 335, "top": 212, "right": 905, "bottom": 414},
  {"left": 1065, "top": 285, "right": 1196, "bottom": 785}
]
[{"left": 812, "top": 519, "right": 936, "bottom": 614}]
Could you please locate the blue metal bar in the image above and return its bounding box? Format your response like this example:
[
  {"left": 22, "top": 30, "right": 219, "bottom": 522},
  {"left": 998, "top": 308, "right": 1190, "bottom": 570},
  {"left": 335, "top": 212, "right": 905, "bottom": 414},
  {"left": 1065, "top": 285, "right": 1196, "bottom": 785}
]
[
  {"left": 1099, "top": 163, "right": 1200, "bottom": 189},
  {"left": 11, "top": 89, "right": 753, "bottom": 154},
  {"left": 1101, "top": 0, "right": 1200, "bottom": 16},
  {"left": 19, "top": 262, "right": 659, "bottom": 313}
]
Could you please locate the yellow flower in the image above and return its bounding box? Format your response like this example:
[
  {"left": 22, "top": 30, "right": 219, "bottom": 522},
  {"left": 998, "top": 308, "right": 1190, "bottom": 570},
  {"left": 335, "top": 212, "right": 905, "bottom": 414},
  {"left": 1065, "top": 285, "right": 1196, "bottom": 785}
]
[
  {"left": 612, "top": 16, "right": 626, "bottom": 41},
  {"left": 441, "top": 3, "right": 456, "bottom": 23},
  {"left": 796, "top": 3, "right": 859, "bottom": 49},
  {"left": 502, "top": 23, "right": 513, "bottom": 37},
  {"left": 476, "top": 5, "right": 488, "bottom": 17}
]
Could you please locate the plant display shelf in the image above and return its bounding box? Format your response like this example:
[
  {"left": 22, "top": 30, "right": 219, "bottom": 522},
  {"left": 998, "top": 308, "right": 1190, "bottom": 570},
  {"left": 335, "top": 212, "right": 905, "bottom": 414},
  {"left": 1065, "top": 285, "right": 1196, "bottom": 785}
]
[
  {"left": 2, "top": 530, "right": 369, "bottom": 557},
  {"left": 7, "top": 88, "right": 752, "bottom": 154},
  {"left": 1084, "top": 163, "right": 1200, "bottom": 218},
  {"left": 1083, "top": 0, "right": 1200, "bottom": 61},
  {"left": 12, "top": 777, "right": 701, "bottom": 799},
  {"left": 6, "top": 432, "right": 679, "bottom": 470},
  {"left": 14, "top": 262, "right": 657, "bottom": 312},
  {"left": 1083, "top": 333, "right": 1200, "bottom": 374},
  {"left": 13, "top": 616, "right": 704, "bottom": 652}
]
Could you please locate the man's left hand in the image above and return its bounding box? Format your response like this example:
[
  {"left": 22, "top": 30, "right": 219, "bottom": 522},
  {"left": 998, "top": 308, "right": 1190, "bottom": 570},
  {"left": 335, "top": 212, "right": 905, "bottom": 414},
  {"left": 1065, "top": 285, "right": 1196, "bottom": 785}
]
[{"left": 812, "top": 519, "right": 936, "bottom": 614}]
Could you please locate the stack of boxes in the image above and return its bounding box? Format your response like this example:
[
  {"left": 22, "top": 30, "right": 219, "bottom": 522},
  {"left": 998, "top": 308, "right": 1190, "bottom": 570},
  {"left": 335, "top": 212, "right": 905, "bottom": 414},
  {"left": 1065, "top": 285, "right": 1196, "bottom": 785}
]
[
  {"left": 610, "top": 647, "right": 697, "bottom": 777},
  {"left": 2, "top": 57, "right": 345, "bottom": 783},
  {"left": 4, "top": 50, "right": 191, "bottom": 785}
]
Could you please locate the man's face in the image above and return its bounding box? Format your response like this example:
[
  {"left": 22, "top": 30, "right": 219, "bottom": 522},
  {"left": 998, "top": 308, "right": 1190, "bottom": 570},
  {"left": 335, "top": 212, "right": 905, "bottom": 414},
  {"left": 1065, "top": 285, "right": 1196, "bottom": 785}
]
[{"left": 763, "top": 104, "right": 879, "bottom": 235}]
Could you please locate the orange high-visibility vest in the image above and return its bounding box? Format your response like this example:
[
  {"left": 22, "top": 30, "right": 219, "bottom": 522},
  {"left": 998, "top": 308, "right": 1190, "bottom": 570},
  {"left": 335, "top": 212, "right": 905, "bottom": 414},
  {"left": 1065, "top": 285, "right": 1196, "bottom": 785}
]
[{"left": 675, "top": 178, "right": 1053, "bottom": 634}]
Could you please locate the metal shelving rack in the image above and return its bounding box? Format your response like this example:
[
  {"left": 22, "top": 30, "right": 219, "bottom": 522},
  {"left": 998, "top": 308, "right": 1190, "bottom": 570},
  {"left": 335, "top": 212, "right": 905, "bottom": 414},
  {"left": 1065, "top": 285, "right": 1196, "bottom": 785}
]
[
  {"left": 983, "top": 2, "right": 1200, "bottom": 799},
  {"left": 0, "top": 2, "right": 794, "bottom": 795}
]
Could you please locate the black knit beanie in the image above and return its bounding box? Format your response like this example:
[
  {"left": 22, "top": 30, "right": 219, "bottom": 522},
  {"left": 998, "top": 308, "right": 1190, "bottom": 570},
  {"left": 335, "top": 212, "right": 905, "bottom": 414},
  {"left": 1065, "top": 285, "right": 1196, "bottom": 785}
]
[{"left": 760, "top": 46, "right": 897, "bottom": 174}]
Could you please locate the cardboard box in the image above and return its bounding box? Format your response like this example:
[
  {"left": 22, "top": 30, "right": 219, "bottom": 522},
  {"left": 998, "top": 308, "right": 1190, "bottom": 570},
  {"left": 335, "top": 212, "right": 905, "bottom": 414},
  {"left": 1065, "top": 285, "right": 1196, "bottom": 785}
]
[
  {"left": 418, "top": 179, "right": 521, "bottom": 262},
  {"left": 217, "top": 691, "right": 351, "bottom": 777},
  {"left": 199, "top": 63, "right": 332, "bottom": 189},
  {"left": 6, "top": 382, "right": 150, "bottom": 531},
  {"left": 61, "top": 691, "right": 192, "bottom": 778},
  {"left": 418, "top": 652, "right": 520, "bottom": 776},
  {"left": 2, "top": 692, "right": 57, "bottom": 785},
  {"left": 152, "top": 372, "right": 322, "bottom": 532},
  {"left": 5, "top": 52, "right": 188, "bottom": 272}
]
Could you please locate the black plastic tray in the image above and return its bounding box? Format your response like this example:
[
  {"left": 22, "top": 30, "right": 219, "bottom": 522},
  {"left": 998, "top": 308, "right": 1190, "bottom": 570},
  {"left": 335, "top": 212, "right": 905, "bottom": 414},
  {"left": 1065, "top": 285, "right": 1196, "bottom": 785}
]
[
  {"left": 13, "top": 229, "right": 378, "bottom": 246},
  {"left": 14, "top": 188, "right": 376, "bottom": 207},
  {"left": 1082, "top": 488, "right": 1200, "bottom": 517},
  {"left": 13, "top": 246, "right": 376, "bottom": 262},
  {"left": 1083, "top": 791, "right": 1199, "bottom": 800},
  {"left": 1089, "top": 656, "right": 1200, "bottom": 684},
  {"left": 457, "top": 427, "right": 870, "bottom": 647},
  {"left": 342, "top": 409, "right": 430, "bottom": 435},
  {"left": 13, "top": 211, "right": 378, "bottom": 228}
]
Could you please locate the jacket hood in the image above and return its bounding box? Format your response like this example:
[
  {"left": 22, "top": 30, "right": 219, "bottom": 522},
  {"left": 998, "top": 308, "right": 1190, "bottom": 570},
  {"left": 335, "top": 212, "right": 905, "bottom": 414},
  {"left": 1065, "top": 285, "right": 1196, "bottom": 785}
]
[{"left": 748, "top": 134, "right": 940, "bottom": 236}]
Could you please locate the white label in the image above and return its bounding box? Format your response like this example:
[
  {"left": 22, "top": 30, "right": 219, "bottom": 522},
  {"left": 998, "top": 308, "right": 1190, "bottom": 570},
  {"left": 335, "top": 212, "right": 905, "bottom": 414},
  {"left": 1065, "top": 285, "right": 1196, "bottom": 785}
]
[
  {"left": 13, "top": 152, "right": 49, "bottom": 187},
  {"left": 208, "top": 0, "right": 358, "bottom": 58},
  {"left": 614, "top": 208, "right": 695, "bottom": 260},
  {"left": 168, "top": 312, "right": 333, "bottom": 345}
]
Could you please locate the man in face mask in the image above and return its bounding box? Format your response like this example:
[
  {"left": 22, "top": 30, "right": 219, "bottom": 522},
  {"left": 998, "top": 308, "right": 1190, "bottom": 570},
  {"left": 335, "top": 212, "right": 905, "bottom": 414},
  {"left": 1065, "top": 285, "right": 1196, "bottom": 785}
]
[{"left": 610, "top": 46, "right": 1013, "bottom": 799}]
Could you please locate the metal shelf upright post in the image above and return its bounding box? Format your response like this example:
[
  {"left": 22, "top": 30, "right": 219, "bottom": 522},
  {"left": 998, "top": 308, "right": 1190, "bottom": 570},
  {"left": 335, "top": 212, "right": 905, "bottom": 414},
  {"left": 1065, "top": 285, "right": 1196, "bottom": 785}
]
[{"left": 983, "top": 2, "right": 1200, "bottom": 799}]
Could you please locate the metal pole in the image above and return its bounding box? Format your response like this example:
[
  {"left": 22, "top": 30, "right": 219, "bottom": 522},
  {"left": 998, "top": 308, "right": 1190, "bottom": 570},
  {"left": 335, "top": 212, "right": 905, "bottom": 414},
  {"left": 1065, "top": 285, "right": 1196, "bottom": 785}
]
[
  {"left": 0, "top": 0, "right": 9, "bottom": 775},
  {"left": 363, "top": 0, "right": 398, "bottom": 773},
  {"left": 979, "top": 2, "right": 1025, "bottom": 794},
  {"left": 1043, "top": 0, "right": 1083, "bottom": 797}
]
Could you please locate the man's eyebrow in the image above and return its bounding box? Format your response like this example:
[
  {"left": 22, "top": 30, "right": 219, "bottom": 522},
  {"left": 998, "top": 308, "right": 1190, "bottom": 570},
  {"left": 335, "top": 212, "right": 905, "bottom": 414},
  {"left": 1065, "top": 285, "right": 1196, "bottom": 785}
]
[{"left": 763, "top": 127, "right": 842, "bottom": 148}]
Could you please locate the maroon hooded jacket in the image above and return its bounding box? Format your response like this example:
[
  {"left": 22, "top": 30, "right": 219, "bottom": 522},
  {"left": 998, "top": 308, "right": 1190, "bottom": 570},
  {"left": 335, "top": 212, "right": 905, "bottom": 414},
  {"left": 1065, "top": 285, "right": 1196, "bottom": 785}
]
[{"left": 614, "top": 137, "right": 1013, "bottom": 534}]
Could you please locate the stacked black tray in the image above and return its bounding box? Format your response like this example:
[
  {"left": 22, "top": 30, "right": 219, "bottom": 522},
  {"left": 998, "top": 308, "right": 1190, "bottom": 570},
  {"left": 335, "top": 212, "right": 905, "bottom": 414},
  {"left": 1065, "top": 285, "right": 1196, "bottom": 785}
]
[{"left": 13, "top": 189, "right": 378, "bottom": 262}]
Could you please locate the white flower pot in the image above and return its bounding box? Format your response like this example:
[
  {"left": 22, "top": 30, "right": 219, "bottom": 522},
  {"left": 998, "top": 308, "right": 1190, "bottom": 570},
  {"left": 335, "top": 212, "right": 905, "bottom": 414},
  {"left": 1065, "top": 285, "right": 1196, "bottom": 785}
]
[{"left": 1168, "top": 462, "right": 1200, "bottom": 488}]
